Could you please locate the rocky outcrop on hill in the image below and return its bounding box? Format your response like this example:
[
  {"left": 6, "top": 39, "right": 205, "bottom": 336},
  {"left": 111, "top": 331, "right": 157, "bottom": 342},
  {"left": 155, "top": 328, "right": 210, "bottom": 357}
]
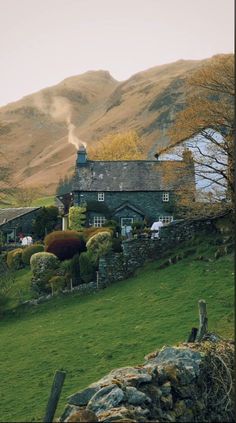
[{"left": 59, "top": 336, "right": 234, "bottom": 422}]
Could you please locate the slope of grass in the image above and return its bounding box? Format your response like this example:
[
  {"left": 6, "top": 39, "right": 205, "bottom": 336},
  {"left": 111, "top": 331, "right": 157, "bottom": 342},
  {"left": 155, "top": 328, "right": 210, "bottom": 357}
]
[
  {"left": 32, "top": 196, "right": 56, "bottom": 207},
  {"left": 4, "top": 268, "right": 32, "bottom": 310},
  {"left": 0, "top": 248, "right": 234, "bottom": 422}
]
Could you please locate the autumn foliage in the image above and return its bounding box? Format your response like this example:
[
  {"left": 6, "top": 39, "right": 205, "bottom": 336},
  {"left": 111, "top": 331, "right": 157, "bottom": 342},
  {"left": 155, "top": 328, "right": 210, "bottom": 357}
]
[
  {"left": 88, "top": 130, "right": 144, "bottom": 160},
  {"left": 158, "top": 54, "right": 234, "bottom": 216}
]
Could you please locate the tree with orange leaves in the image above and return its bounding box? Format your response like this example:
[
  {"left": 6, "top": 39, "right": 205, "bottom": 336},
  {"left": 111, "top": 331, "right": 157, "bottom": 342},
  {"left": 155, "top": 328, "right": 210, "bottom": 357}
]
[
  {"left": 88, "top": 130, "right": 144, "bottom": 161},
  {"left": 157, "top": 54, "right": 234, "bottom": 217}
]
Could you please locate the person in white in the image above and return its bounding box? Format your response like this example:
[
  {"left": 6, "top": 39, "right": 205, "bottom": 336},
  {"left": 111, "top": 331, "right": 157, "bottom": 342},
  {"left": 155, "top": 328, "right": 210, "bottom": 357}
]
[
  {"left": 150, "top": 220, "right": 164, "bottom": 239},
  {"left": 21, "top": 235, "right": 33, "bottom": 246}
]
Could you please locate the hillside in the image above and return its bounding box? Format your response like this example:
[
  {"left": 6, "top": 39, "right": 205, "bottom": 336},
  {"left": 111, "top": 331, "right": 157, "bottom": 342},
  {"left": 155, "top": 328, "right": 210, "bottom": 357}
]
[
  {"left": 0, "top": 55, "right": 226, "bottom": 194},
  {"left": 0, "top": 239, "right": 233, "bottom": 422}
]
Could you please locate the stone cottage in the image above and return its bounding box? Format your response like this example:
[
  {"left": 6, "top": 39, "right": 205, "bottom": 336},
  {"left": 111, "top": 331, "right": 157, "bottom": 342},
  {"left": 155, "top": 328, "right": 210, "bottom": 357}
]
[
  {"left": 58, "top": 146, "right": 195, "bottom": 231},
  {"left": 0, "top": 207, "right": 41, "bottom": 243}
]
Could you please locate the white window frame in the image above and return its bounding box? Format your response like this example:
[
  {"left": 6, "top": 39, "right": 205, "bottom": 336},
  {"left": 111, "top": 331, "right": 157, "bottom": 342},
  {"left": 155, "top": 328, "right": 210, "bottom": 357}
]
[
  {"left": 93, "top": 216, "right": 106, "bottom": 227},
  {"left": 98, "top": 192, "right": 105, "bottom": 202},
  {"left": 120, "top": 217, "right": 134, "bottom": 228},
  {"left": 162, "top": 192, "right": 170, "bottom": 202},
  {"left": 159, "top": 216, "right": 173, "bottom": 224}
]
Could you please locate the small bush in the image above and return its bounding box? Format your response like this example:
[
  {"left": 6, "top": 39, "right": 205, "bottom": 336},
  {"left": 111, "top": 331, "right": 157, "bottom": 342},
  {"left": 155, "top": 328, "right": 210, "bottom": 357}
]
[
  {"left": 59, "top": 259, "right": 72, "bottom": 285},
  {"left": 7, "top": 248, "right": 23, "bottom": 270},
  {"left": 0, "top": 253, "right": 8, "bottom": 273},
  {"left": 102, "top": 220, "right": 121, "bottom": 235},
  {"left": 45, "top": 238, "right": 86, "bottom": 261},
  {"left": 30, "top": 252, "right": 60, "bottom": 294},
  {"left": 86, "top": 231, "right": 112, "bottom": 263},
  {"left": 83, "top": 227, "right": 113, "bottom": 243},
  {"left": 112, "top": 238, "right": 123, "bottom": 253},
  {"left": 79, "top": 251, "right": 96, "bottom": 283},
  {"left": 70, "top": 253, "right": 81, "bottom": 284},
  {"left": 44, "top": 230, "right": 84, "bottom": 248},
  {"left": 48, "top": 275, "right": 66, "bottom": 295},
  {"left": 22, "top": 244, "right": 44, "bottom": 265},
  {"left": 132, "top": 221, "right": 144, "bottom": 233}
]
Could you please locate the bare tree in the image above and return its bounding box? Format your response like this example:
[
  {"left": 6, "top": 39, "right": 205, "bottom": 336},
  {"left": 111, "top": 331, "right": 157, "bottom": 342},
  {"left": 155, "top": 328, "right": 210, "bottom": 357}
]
[{"left": 156, "top": 54, "right": 234, "bottom": 215}]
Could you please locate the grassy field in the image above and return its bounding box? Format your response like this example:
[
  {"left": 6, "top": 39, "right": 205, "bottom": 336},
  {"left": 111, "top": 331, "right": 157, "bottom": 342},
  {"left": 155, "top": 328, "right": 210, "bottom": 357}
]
[
  {"left": 31, "top": 196, "right": 56, "bottom": 207},
  {"left": 0, "top": 196, "right": 56, "bottom": 209},
  {"left": 0, "top": 243, "right": 234, "bottom": 422}
]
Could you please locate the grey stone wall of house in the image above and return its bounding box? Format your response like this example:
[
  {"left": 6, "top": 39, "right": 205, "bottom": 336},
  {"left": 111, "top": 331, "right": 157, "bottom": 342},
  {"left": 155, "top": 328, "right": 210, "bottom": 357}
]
[
  {"left": 60, "top": 337, "right": 234, "bottom": 422},
  {"left": 0, "top": 209, "right": 42, "bottom": 240},
  {"left": 74, "top": 191, "right": 175, "bottom": 222}
]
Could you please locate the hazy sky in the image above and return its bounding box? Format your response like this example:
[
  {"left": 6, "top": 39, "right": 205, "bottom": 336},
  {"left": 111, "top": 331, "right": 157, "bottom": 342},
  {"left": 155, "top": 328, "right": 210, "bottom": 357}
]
[{"left": 0, "top": 0, "right": 234, "bottom": 106}]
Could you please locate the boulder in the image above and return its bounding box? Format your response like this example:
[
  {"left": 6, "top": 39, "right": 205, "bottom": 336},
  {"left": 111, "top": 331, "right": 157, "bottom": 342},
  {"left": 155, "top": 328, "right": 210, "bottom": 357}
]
[{"left": 87, "top": 384, "right": 125, "bottom": 414}]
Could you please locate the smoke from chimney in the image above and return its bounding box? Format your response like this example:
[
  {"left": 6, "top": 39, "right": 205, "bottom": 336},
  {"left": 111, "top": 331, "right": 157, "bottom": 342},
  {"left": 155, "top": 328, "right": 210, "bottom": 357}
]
[
  {"left": 67, "top": 116, "right": 87, "bottom": 150},
  {"left": 33, "top": 94, "right": 86, "bottom": 150}
]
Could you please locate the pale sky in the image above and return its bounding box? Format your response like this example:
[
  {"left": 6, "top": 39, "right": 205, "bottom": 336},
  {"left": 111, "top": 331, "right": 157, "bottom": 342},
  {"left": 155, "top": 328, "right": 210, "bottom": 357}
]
[{"left": 0, "top": 0, "right": 234, "bottom": 106}]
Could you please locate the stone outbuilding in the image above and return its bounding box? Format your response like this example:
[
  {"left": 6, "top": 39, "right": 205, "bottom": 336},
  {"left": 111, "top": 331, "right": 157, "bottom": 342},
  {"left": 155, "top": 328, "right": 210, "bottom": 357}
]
[{"left": 0, "top": 207, "right": 41, "bottom": 242}]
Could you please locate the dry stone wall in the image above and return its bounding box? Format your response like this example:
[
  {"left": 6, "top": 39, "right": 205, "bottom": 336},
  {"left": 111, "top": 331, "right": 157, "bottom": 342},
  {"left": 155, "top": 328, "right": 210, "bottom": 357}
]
[
  {"left": 59, "top": 337, "right": 234, "bottom": 422},
  {"left": 97, "top": 216, "right": 228, "bottom": 287}
]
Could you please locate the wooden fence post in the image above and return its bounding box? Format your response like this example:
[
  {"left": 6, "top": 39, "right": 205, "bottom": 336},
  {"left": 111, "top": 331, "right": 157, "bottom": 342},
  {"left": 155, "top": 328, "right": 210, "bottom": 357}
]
[
  {"left": 196, "top": 299, "right": 208, "bottom": 341},
  {"left": 43, "top": 370, "right": 66, "bottom": 423}
]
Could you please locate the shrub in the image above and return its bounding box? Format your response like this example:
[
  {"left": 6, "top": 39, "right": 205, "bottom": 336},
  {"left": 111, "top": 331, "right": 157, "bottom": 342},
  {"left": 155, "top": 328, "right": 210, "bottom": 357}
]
[
  {"left": 22, "top": 244, "right": 44, "bottom": 265},
  {"left": 33, "top": 206, "right": 59, "bottom": 239},
  {"left": 70, "top": 253, "right": 81, "bottom": 285},
  {"left": 102, "top": 220, "right": 121, "bottom": 235},
  {"left": 86, "top": 231, "right": 112, "bottom": 263},
  {"left": 30, "top": 252, "right": 60, "bottom": 294},
  {"left": 79, "top": 251, "right": 96, "bottom": 283},
  {"left": 132, "top": 221, "right": 144, "bottom": 233},
  {"left": 0, "top": 253, "right": 8, "bottom": 274},
  {"left": 7, "top": 248, "right": 23, "bottom": 270},
  {"left": 83, "top": 226, "right": 113, "bottom": 242},
  {"left": 48, "top": 275, "right": 66, "bottom": 295},
  {"left": 45, "top": 238, "right": 86, "bottom": 261},
  {"left": 59, "top": 259, "right": 72, "bottom": 284},
  {"left": 44, "top": 230, "right": 84, "bottom": 248},
  {"left": 112, "top": 238, "right": 123, "bottom": 253},
  {"left": 69, "top": 206, "right": 86, "bottom": 230}
]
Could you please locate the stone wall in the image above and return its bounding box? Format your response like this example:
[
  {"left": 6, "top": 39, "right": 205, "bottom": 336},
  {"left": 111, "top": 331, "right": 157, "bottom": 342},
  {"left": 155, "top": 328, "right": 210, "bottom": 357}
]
[
  {"left": 97, "top": 216, "right": 226, "bottom": 287},
  {"left": 60, "top": 336, "right": 234, "bottom": 422}
]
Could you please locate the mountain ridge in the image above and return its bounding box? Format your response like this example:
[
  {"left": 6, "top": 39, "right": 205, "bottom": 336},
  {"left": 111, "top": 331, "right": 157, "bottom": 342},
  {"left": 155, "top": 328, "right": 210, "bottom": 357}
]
[{"left": 0, "top": 54, "right": 230, "bottom": 194}]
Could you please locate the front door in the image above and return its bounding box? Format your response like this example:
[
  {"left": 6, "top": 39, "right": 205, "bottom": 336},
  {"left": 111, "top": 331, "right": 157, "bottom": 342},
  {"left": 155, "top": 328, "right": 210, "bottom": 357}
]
[{"left": 120, "top": 218, "right": 133, "bottom": 237}]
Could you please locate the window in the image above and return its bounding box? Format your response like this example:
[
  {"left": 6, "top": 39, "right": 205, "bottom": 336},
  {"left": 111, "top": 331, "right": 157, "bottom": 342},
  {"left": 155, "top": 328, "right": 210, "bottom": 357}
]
[
  {"left": 93, "top": 216, "right": 106, "bottom": 227},
  {"left": 159, "top": 216, "right": 173, "bottom": 224},
  {"left": 162, "top": 192, "right": 169, "bottom": 202},
  {"left": 98, "top": 192, "right": 104, "bottom": 202},
  {"left": 120, "top": 218, "right": 133, "bottom": 227}
]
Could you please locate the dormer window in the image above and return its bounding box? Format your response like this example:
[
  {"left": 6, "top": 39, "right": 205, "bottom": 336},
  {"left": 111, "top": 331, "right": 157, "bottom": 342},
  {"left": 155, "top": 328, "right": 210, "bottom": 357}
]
[
  {"left": 98, "top": 192, "right": 104, "bottom": 202},
  {"left": 162, "top": 192, "right": 169, "bottom": 202}
]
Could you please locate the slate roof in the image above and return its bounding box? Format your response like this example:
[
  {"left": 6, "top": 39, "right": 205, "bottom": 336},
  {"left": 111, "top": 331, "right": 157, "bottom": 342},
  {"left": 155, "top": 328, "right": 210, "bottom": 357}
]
[
  {"left": 73, "top": 160, "right": 195, "bottom": 192},
  {"left": 0, "top": 207, "right": 41, "bottom": 226}
]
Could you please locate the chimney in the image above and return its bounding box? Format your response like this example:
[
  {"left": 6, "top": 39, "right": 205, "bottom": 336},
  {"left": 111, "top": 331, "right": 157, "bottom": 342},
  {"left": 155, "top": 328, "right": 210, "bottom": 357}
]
[
  {"left": 76, "top": 145, "right": 87, "bottom": 166},
  {"left": 182, "top": 148, "right": 193, "bottom": 164}
]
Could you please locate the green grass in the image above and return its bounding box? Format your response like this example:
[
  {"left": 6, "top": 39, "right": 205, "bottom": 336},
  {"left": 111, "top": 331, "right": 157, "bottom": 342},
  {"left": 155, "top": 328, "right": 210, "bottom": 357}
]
[
  {"left": 0, "top": 246, "right": 234, "bottom": 422},
  {"left": 0, "top": 196, "right": 55, "bottom": 208},
  {"left": 31, "top": 196, "right": 56, "bottom": 207},
  {"left": 4, "top": 268, "right": 33, "bottom": 310}
]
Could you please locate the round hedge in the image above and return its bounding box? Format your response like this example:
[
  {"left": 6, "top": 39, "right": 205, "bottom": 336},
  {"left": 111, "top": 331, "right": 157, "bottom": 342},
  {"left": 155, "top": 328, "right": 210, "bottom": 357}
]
[
  {"left": 45, "top": 237, "right": 86, "bottom": 261},
  {"left": 22, "top": 244, "right": 44, "bottom": 265},
  {"left": 44, "top": 230, "right": 84, "bottom": 248},
  {"left": 7, "top": 248, "right": 23, "bottom": 270},
  {"left": 86, "top": 231, "right": 112, "bottom": 262}
]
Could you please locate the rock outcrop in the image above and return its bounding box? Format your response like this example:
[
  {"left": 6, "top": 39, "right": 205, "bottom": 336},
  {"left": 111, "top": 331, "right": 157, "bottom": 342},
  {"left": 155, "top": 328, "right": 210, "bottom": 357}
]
[{"left": 59, "top": 336, "right": 234, "bottom": 422}]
